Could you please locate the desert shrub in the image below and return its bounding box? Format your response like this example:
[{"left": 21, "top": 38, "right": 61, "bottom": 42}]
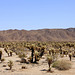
[
  {"left": 52, "top": 59, "right": 71, "bottom": 70},
  {"left": 52, "top": 53, "right": 58, "bottom": 62},
  {"left": 60, "top": 54, "right": 64, "bottom": 58},
  {"left": 28, "top": 56, "right": 32, "bottom": 62},
  {"left": 18, "top": 53, "right": 26, "bottom": 58}
]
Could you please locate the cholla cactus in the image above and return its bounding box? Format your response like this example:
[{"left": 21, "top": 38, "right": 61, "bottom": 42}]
[
  {"left": 47, "top": 55, "right": 52, "bottom": 71},
  {"left": 7, "top": 51, "right": 10, "bottom": 57},
  {"left": 59, "top": 48, "right": 62, "bottom": 55},
  {"left": 10, "top": 51, "right": 13, "bottom": 56},
  {"left": 34, "top": 51, "right": 39, "bottom": 63},
  {"left": 69, "top": 53, "right": 72, "bottom": 61},
  {"left": 65, "top": 50, "right": 68, "bottom": 57},
  {"left": 73, "top": 51, "right": 75, "bottom": 57},
  {"left": 8, "top": 60, "right": 13, "bottom": 70},
  {"left": 39, "top": 46, "right": 46, "bottom": 57},
  {"left": 0, "top": 50, "right": 2, "bottom": 60},
  {"left": 4, "top": 48, "right": 8, "bottom": 53},
  {"left": 49, "top": 48, "right": 55, "bottom": 55},
  {"left": 30, "top": 44, "right": 35, "bottom": 63},
  {"left": 49, "top": 49, "right": 52, "bottom": 55}
]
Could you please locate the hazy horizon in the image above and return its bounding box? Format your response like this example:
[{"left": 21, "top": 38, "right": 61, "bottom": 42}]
[{"left": 0, "top": 27, "right": 74, "bottom": 31}]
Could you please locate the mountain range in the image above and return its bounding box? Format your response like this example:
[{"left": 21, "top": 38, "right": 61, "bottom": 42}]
[{"left": 0, "top": 28, "right": 75, "bottom": 41}]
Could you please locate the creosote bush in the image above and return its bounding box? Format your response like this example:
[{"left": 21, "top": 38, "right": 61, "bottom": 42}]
[
  {"left": 52, "top": 59, "right": 71, "bottom": 70},
  {"left": 18, "top": 53, "right": 26, "bottom": 58}
]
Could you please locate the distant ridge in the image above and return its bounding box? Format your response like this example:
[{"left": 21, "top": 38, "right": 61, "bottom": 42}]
[{"left": 0, "top": 28, "right": 75, "bottom": 41}]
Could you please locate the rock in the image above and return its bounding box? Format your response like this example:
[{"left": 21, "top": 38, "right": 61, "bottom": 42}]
[
  {"left": 3, "top": 65, "right": 7, "bottom": 67},
  {"left": 21, "top": 66, "right": 27, "bottom": 69}
]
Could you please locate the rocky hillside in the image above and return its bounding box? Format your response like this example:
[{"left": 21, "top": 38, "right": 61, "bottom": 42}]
[{"left": 0, "top": 28, "right": 75, "bottom": 41}]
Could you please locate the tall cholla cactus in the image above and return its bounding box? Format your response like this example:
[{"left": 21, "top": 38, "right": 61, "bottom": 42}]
[
  {"left": 47, "top": 55, "right": 52, "bottom": 72},
  {"left": 30, "top": 44, "right": 35, "bottom": 63},
  {"left": 69, "top": 53, "right": 72, "bottom": 61},
  {"left": 51, "top": 48, "right": 55, "bottom": 55},
  {"left": 4, "top": 48, "right": 8, "bottom": 53},
  {"left": 34, "top": 51, "right": 39, "bottom": 63},
  {"left": 49, "top": 49, "right": 52, "bottom": 55},
  {"left": 10, "top": 51, "right": 13, "bottom": 56},
  {"left": 0, "top": 50, "right": 2, "bottom": 60},
  {"left": 8, "top": 60, "right": 13, "bottom": 70},
  {"left": 63, "top": 50, "right": 68, "bottom": 57},
  {"left": 59, "top": 45, "right": 62, "bottom": 55},
  {"left": 39, "top": 46, "right": 46, "bottom": 57}
]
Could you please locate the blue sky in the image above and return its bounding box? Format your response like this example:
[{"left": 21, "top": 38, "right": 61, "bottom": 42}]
[{"left": 0, "top": 0, "right": 75, "bottom": 30}]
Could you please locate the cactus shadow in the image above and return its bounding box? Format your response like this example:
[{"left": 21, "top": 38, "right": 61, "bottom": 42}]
[{"left": 40, "top": 69, "right": 47, "bottom": 71}]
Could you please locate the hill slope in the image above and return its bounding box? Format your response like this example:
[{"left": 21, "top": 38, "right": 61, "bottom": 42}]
[{"left": 0, "top": 28, "right": 75, "bottom": 41}]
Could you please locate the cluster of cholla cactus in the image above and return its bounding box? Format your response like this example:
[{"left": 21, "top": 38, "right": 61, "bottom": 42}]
[
  {"left": 0, "top": 41, "right": 75, "bottom": 71},
  {"left": 49, "top": 48, "right": 56, "bottom": 55},
  {"left": 25, "top": 43, "right": 46, "bottom": 63},
  {"left": 4, "top": 48, "right": 13, "bottom": 57},
  {"left": 63, "top": 50, "right": 68, "bottom": 57},
  {"left": 27, "top": 44, "right": 40, "bottom": 63}
]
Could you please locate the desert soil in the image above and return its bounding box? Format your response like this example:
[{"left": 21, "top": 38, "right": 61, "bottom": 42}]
[{"left": 0, "top": 48, "right": 75, "bottom": 75}]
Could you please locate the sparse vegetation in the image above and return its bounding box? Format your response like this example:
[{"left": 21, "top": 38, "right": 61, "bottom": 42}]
[{"left": 0, "top": 41, "right": 75, "bottom": 74}]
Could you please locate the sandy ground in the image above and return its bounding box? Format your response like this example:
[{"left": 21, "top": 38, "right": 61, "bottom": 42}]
[{"left": 0, "top": 48, "right": 75, "bottom": 75}]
